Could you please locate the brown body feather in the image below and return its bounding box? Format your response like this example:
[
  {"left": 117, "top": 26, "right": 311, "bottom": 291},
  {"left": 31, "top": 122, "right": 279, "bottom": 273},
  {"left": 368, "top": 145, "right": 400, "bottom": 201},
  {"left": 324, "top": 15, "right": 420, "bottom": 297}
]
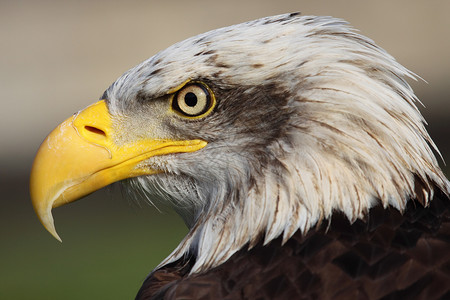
[{"left": 137, "top": 188, "right": 450, "bottom": 300}]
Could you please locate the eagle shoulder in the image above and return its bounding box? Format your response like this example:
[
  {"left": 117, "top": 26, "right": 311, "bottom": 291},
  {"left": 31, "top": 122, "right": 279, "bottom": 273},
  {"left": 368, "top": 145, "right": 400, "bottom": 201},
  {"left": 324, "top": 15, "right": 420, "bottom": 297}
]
[{"left": 136, "top": 188, "right": 450, "bottom": 300}]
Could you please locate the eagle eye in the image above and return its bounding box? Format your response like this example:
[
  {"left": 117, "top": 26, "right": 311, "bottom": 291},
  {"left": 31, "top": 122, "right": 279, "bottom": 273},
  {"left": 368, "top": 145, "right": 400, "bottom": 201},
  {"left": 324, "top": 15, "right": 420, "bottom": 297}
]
[{"left": 172, "top": 83, "right": 215, "bottom": 118}]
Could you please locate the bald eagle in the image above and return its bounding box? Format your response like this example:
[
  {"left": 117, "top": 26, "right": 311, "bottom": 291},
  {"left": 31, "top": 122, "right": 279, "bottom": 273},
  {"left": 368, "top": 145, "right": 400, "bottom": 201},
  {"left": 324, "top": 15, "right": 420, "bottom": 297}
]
[{"left": 31, "top": 13, "right": 450, "bottom": 299}]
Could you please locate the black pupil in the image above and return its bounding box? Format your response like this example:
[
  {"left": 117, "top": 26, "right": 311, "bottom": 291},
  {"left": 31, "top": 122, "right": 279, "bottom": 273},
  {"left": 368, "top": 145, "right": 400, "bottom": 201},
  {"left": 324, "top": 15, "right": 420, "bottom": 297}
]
[{"left": 184, "top": 92, "right": 198, "bottom": 107}]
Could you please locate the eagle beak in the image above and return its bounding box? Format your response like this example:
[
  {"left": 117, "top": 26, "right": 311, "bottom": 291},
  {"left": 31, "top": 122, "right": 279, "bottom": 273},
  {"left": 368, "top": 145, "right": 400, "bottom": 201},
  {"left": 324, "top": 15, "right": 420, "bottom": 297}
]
[{"left": 30, "top": 100, "right": 207, "bottom": 241}]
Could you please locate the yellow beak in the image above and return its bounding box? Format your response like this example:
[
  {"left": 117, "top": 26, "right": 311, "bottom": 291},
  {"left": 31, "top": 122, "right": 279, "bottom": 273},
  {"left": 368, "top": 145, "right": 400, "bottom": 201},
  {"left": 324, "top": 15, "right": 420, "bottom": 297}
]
[{"left": 30, "top": 100, "right": 207, "bottom": 241}]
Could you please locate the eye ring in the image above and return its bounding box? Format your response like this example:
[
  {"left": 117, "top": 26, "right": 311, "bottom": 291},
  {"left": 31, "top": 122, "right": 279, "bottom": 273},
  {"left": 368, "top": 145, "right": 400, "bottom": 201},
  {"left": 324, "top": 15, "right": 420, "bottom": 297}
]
[{"left": 172, "top": 82, "right": 215, "bottom": 118}]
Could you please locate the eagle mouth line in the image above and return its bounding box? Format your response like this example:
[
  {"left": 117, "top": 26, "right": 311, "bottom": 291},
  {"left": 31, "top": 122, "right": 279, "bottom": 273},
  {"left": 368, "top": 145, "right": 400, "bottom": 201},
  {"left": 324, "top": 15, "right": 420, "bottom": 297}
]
[{"left": 55, "top": 140, "right": 208, "bottom": 207}]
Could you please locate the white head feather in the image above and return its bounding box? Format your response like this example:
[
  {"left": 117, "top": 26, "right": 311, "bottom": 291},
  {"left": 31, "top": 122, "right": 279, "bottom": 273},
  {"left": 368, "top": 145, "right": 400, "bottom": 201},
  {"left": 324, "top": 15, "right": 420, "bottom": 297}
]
[{"left": 104, "top": 13, "right": 449, "bottom": 273}]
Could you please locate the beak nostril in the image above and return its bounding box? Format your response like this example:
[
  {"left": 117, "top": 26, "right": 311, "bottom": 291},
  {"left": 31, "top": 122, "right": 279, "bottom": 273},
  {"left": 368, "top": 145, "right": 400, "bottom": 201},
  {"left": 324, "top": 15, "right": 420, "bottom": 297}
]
[{"left": 84, "top": 126, "right": 106, "bottom": 137}]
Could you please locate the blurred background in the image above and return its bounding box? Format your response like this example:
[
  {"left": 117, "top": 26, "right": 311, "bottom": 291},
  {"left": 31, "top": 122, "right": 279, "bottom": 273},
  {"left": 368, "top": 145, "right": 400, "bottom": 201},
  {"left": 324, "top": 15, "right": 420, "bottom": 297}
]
[{"left": 1, "top": 0, "right": 449, "bottom": 299}]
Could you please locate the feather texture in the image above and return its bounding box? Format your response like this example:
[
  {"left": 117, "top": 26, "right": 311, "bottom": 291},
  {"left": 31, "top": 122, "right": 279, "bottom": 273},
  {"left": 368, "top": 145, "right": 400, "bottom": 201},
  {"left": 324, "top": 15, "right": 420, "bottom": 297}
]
[
  {"left": 137, "top": 189, "right": 450, "bottom": 300},
  {"left": 99, "top": 13, "right": 450, "bottom": 294}
]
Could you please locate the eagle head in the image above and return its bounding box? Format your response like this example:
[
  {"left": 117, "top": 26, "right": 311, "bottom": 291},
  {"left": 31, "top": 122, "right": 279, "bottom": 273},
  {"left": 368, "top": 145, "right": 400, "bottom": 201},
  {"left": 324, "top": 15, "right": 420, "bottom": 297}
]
[{"left": 30, "top": 13, "right": 449, "bottom": 273}]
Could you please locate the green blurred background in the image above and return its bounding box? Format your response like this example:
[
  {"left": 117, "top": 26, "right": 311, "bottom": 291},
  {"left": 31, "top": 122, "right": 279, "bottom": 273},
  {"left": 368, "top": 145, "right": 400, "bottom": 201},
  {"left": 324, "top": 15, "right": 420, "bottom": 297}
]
[{"left": 1, "top": 0, "right": 449, "bottom": 299}]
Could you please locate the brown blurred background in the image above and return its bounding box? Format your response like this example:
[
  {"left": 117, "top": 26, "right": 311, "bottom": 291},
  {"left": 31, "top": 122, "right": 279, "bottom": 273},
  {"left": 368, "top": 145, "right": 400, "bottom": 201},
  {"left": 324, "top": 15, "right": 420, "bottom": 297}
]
[{"left": 1, "top": 1, "right": 449, "bottom": 299}]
